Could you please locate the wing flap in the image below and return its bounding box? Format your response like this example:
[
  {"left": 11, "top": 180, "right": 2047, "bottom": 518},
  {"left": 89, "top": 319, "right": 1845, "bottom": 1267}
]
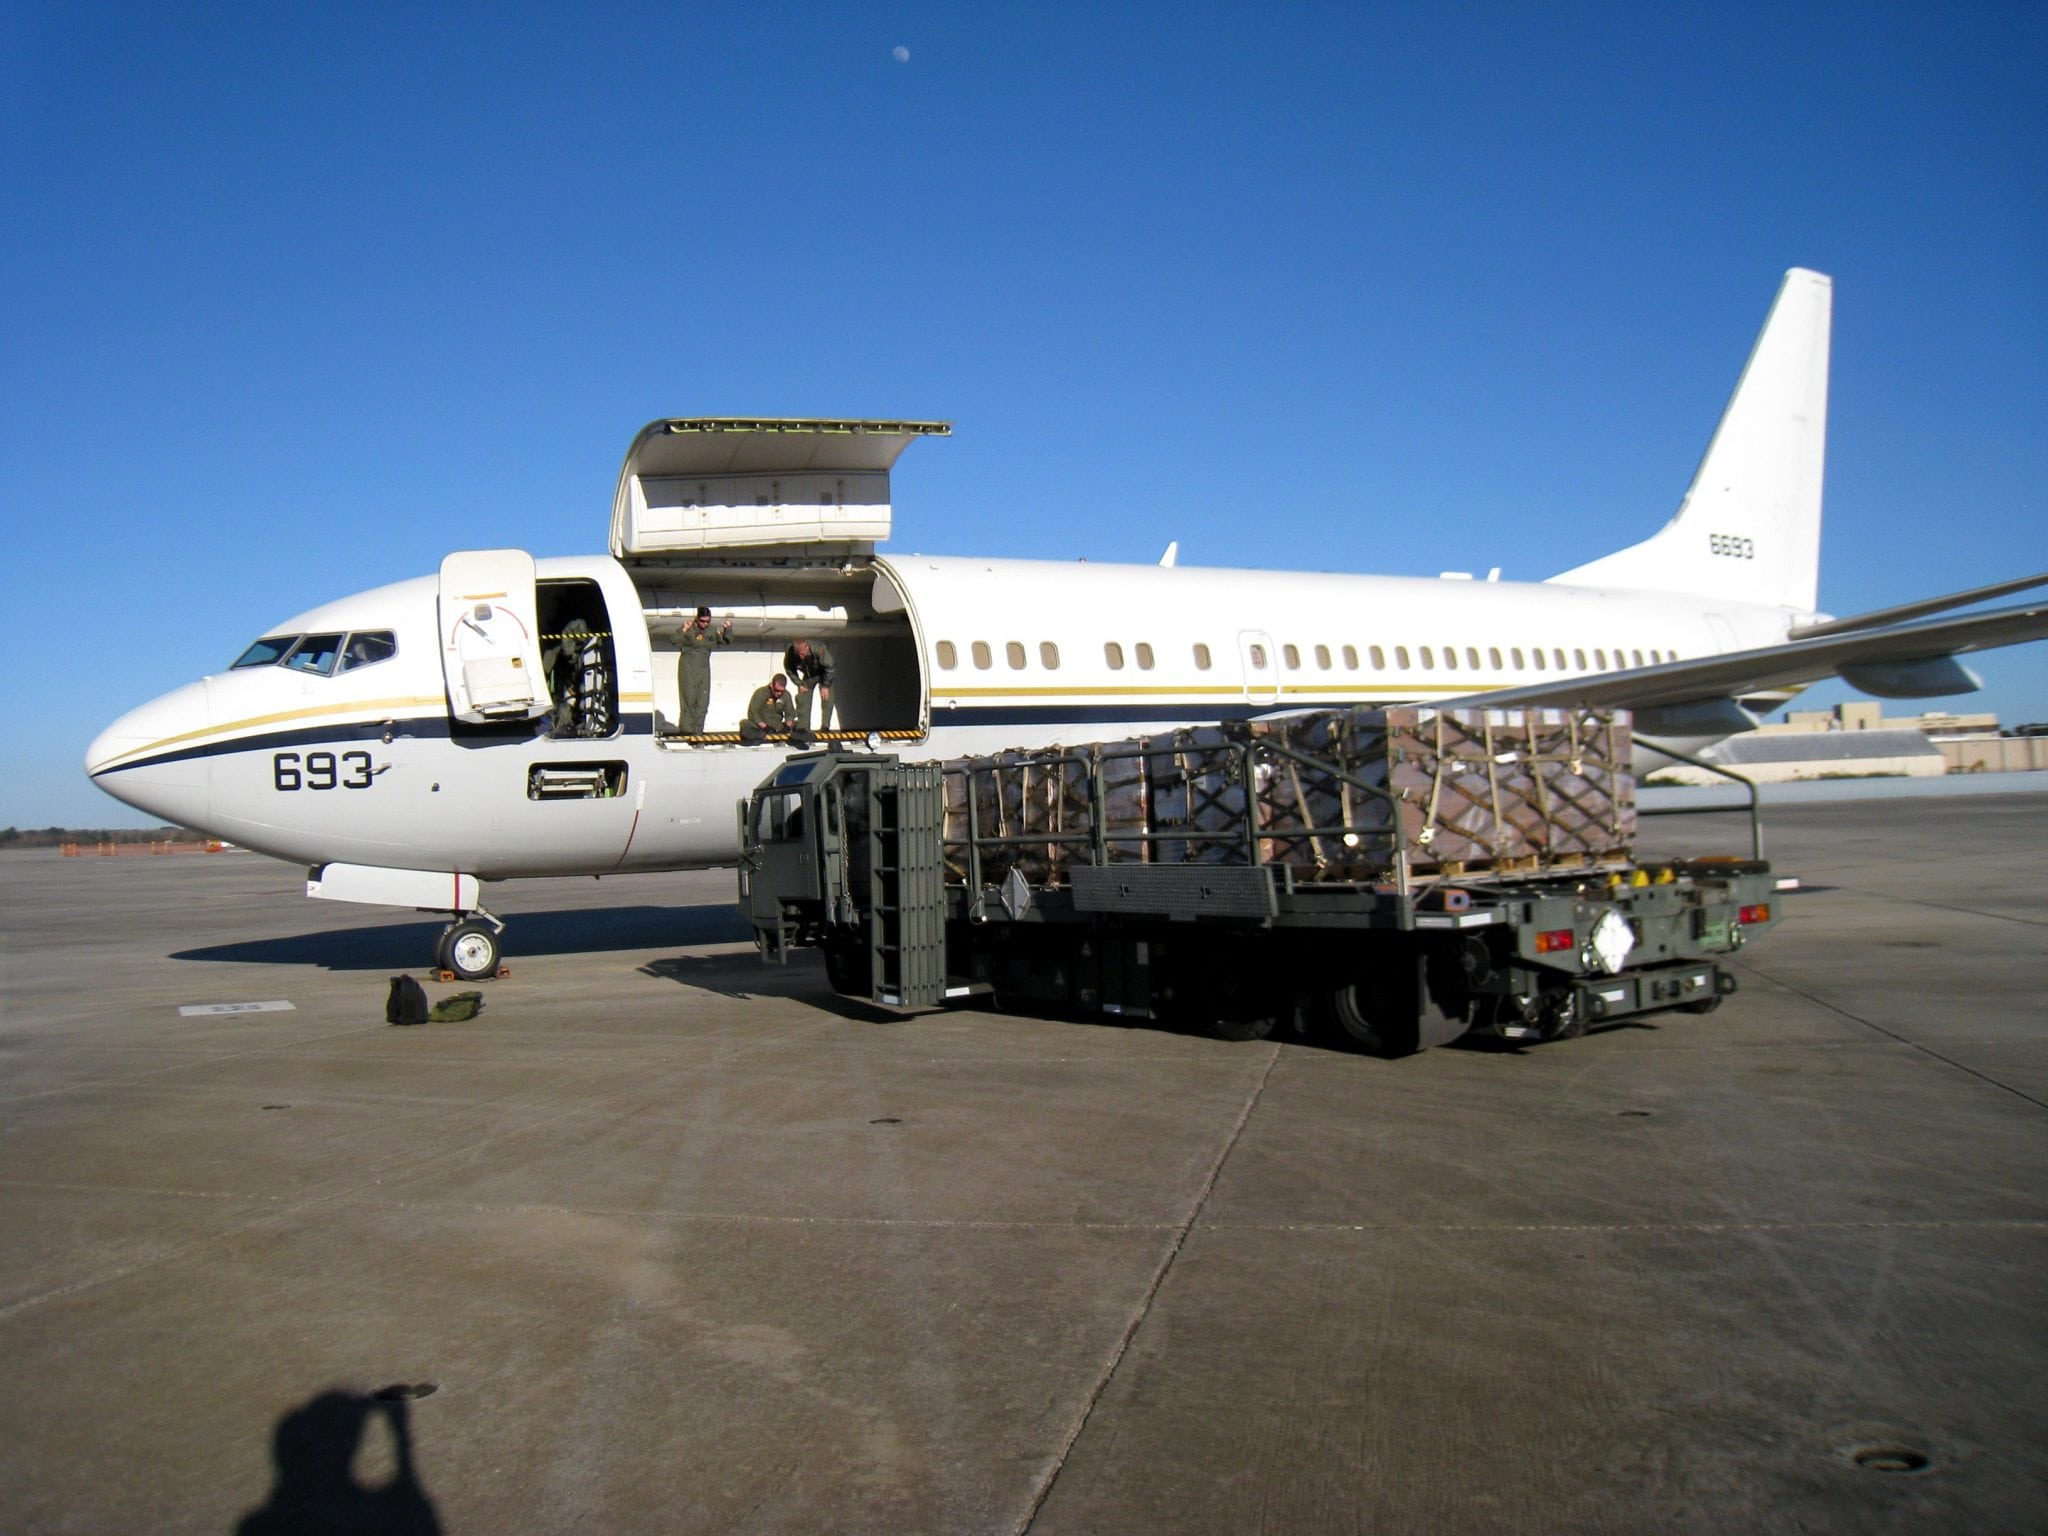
[
  {"left": 1450, "top": 599, "right": 2048, "bottom": 713},
  {"left": 1788, "top": 571, "right": 2048, "bottom": 639}
]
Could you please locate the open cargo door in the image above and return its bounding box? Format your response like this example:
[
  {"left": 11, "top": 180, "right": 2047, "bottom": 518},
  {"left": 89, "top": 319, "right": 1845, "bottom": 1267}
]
[
  {"left": 439, "top": 550, "right": 549, "bottom": 723},
  {"left": 610, "top": 418, "right": 950, "bottom": 557}
]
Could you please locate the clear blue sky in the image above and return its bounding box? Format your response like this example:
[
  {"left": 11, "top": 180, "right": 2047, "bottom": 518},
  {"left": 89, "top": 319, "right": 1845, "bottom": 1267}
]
[{"left": 5, "top": 1, "right": 2044, "bottom": 828}]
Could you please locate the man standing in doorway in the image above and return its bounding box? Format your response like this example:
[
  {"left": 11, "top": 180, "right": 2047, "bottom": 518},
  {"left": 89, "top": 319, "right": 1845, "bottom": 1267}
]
[
  {"left": 783, "top": 637, "right": 837, "bottom": 731},
  {"left": 675, "top": 607, "right": 732, "bottom": 734}
]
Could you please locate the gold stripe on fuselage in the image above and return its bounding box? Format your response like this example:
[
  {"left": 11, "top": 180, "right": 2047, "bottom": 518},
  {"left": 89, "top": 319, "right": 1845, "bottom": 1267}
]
[{"left": 95, "top": 696, "right": 449, "bottom": 772}]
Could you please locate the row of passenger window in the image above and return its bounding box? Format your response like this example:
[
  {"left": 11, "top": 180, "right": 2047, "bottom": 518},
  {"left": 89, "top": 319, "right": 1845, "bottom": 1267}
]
[
  {"left": 932, "top": 639, "right": 1679, "bottom": 674},
  {"left": 231, "top": 631, "right": 398, "bottom": 676}
]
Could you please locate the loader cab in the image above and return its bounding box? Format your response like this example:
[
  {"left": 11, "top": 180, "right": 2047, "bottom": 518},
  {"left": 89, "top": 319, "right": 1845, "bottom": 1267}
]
[{"left": 739, "top": 753, "right": 861, "bottom": 955}]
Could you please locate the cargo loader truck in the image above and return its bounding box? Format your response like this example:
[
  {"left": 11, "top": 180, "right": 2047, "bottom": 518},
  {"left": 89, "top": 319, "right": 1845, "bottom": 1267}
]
[{"left": 736, "top": 707, "right": 1780, "bottom": 1055}]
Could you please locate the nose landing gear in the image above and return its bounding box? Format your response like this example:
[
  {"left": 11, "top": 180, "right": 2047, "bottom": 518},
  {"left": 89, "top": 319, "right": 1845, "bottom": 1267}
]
[{"left": 434, "top": 913, "right": 505, "bottom": 980}]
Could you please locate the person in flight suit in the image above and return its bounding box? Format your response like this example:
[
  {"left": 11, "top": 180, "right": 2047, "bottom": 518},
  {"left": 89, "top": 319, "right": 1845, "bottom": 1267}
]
[
  {"left": 674, "top": 606, "right": 732, "bottom": 733},
  {"left": 743, "top": 673, "right": 800, "bottom": 738},
  {"left": 782, "top": 637, "right": 837, "bottom": 731}
]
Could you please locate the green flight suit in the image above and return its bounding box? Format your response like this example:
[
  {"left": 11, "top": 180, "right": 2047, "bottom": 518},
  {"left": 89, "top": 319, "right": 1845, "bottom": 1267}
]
[
  {"left": 745, "top": 682, "right": 799, "bottom": 733},
  {"left": 782, "top": 640, "right": 837, "bottom": 730},
  {"left": 675, "top": 623, "right": 731, "bottom": 733}
]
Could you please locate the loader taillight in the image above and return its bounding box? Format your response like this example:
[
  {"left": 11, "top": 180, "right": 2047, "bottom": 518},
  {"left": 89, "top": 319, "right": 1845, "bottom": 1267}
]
[
  {"left": 1738, "top": 904, "right": 1770, "bottom": 924},
  {"left": 1535, "top": 928, "right": 1575, "bottom": 953}
]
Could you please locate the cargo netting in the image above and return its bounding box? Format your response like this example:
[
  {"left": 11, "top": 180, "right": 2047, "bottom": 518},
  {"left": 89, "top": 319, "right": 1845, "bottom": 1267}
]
[{"left": 940, "top": 706, "right": 1634, "bottom": 889}]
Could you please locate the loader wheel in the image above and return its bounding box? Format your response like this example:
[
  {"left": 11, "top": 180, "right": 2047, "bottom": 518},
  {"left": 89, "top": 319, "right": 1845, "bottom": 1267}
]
[
  {"left": 822, "top": 940, "right": 866, "bottom": 996},
  {"left": 1161, "top": 943, "right": 1279, "bottom": 1042},
  {"left": 1326, "top": 946, "right": 1476, "bottom": 1057},
  {"left": 1207, "top": 1009, "right": 1279, "bottom": 1043},
  {"left": 1326, "top": 978, "right": 1420, "bottom": 1059},
  {"left": 1541, "top": 988, "right": 1586, "bottom": 1041}
]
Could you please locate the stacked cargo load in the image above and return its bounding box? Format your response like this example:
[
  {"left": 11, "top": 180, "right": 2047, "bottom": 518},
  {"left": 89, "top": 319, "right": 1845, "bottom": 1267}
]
[{"left": 940, "top": 706, "right": 1633, "bottom": 889}]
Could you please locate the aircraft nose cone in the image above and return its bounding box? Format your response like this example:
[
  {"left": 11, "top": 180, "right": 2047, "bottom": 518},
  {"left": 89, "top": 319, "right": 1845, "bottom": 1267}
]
[{"left": 85, "top": 681, "right": 213, "bottom": 828}]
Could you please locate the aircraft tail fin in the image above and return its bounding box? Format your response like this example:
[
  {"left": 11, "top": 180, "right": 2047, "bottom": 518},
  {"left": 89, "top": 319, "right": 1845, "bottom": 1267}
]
[{"left": 1550, "top": 268, "right": 1831, "bottom": 612}]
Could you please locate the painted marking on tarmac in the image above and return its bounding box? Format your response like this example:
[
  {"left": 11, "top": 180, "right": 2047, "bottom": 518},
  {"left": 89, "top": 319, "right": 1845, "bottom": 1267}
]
[{"left": 177, "top": 1001, "right": 297, "bottom": 1017}]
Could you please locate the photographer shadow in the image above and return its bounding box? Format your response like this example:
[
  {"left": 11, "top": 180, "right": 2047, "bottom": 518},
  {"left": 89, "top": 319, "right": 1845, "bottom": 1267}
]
[{"left": 236, "top": 1387, "right": 441, "bottom": 1535}]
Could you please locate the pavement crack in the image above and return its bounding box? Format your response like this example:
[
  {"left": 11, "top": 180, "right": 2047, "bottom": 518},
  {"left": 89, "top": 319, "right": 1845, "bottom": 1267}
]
[
  {"left": 1739, "top": 959, "right": 2048, "bottom": 1113},
  {"left": 1015, "top": 1043, "right": 1282, "bottom": 1535},
  {"left": 1804, "top": 887, "right": 2048, "bottom": 930}
]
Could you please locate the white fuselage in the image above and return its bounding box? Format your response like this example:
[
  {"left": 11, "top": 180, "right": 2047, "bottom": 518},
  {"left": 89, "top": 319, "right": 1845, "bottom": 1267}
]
[{"left": 86, "top": 550, "right": 1798, "bottom": 881}]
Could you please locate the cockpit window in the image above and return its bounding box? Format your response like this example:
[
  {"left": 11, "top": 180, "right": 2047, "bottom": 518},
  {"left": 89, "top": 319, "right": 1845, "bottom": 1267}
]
[
  {"left": 283, "top": 633, "right": 346, "bottom": 675},
  {"left": 232, "top": 636, "right": 298, "bottom": 669},
  {"left": 338, "top": 631, "right": 398, "bottom": 673}
]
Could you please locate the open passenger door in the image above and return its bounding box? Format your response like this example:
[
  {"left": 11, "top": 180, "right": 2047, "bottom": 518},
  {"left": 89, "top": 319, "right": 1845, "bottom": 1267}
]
[{"left": 438, "top": 550, "right": 549, "bottom": 723}]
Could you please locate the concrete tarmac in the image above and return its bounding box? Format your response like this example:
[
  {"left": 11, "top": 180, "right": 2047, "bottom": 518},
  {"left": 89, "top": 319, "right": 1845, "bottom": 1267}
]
[{"left": 2, "top": 792, "right": 2044, "bottom": 1534}]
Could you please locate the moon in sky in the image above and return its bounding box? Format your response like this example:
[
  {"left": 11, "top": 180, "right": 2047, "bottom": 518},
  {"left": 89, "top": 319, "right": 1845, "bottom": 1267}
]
[{"left": 892, "top": 45, "right": 909, "bottom": 63}]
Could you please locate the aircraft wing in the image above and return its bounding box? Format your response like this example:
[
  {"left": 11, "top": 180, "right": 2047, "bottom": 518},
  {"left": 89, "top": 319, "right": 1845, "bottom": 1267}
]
[{"left": 1450, "top": 597, "right": 2048, "bottom": 729}]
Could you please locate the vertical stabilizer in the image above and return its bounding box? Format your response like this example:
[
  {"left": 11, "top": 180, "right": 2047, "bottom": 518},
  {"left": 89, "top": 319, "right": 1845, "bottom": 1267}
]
[{"left": 1551, "top": 269, "right": 1830, "bottom": 612}]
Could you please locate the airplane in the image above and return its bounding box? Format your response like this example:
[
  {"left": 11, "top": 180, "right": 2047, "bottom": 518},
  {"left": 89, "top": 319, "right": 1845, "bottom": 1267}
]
[{"left": 86, "top": 268, "right": 2048, "bottom": 979}]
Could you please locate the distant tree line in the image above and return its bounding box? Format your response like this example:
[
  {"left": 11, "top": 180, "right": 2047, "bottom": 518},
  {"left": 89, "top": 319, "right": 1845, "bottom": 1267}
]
[{"left": 0, "top": 826, "right": 207, "bottom": 849}]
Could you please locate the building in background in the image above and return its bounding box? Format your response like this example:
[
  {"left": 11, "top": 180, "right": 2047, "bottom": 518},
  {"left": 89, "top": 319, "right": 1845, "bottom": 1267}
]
[{"left": 1646, "top": 703, "right": 2048, "bottom": 784}]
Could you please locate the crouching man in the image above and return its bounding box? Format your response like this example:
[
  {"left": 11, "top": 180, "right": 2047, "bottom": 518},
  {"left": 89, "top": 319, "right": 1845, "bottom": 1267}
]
[{"left": 739, "top": 672, "right": 800, "bottom": 743}]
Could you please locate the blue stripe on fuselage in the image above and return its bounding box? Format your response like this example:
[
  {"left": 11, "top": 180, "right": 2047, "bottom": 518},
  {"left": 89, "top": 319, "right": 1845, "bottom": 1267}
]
[{"left": 91, "top": 712, "right": 656, "bottom": 779}]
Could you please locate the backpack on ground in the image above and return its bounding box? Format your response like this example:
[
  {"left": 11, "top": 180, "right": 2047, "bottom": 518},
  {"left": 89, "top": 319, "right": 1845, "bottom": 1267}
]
[{"left": 385, "top": 974, "right": 429, "bottom": 1025}]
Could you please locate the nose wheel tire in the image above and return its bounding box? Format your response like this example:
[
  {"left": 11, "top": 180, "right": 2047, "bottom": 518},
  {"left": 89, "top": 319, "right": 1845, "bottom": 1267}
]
[{"left": 438, "top": 919, "right": 501, "bottom": 981}]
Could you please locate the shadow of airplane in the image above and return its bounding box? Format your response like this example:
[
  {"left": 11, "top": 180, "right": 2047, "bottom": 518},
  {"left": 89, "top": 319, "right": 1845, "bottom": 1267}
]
[{"left": 172, "top": 904, "right": 753, "bottom": 971}]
